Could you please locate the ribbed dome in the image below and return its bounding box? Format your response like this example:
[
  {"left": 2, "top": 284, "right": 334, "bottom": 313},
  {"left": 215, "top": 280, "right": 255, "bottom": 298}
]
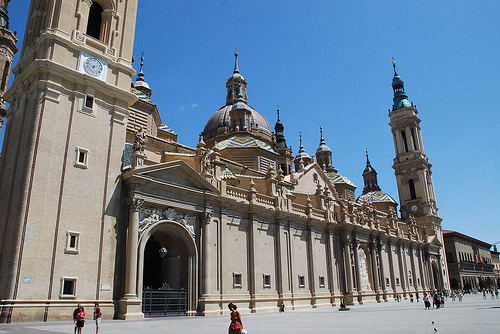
[{"left": 203, "top": 104, "right": 272, "bottom": 136}]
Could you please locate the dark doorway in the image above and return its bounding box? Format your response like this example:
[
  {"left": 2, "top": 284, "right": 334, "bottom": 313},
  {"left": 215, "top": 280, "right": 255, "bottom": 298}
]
[{"left": 142, "top": 231, "right": 189, "bottom": 317}]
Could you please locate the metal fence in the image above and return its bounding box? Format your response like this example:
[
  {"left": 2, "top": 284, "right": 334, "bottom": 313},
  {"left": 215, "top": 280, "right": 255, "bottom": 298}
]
[{"left": 142, "top": 289, "right": 188, "bottom": 317}]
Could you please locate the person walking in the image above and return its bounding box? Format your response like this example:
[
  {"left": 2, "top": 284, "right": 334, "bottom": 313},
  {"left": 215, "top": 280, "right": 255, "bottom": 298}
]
[
  {"left": 73, "top": 304, "right": 82, "bottom": 334},
  {"left": 228, "top": 303, "right": 243, "bottom": 334},
  {"left": 94, "top": 303, "right": 102, "bottom": 334},
  {"left": 76, "top": 305, "right": 85, "bottom": 334},
  {"left": 423, "top": 293, "right": 431, "bottom": 310}
]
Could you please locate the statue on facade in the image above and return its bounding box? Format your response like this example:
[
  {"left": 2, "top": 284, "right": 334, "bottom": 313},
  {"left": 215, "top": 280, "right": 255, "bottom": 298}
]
[{"left": 133, "top": 126, "right": 148, "bottom": 153}]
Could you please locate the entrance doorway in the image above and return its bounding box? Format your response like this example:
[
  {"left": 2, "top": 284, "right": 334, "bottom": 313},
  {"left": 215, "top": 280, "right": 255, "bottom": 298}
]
[{"left": 142, "top": 230, "right": 189, "bottom": 317}]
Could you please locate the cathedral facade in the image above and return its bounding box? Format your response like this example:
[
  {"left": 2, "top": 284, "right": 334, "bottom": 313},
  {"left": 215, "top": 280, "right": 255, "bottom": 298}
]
[{"left": 0, "top": 0, "right": 449, "bottom": 323}]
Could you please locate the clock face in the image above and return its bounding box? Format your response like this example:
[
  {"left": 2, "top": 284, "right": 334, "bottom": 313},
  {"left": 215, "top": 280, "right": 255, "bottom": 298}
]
[
  {"left": 411, "top": 205, "right": 418, "bottom": 212},
  {"left": 84, "top": 57, "right": 103, "bottom": 76}
]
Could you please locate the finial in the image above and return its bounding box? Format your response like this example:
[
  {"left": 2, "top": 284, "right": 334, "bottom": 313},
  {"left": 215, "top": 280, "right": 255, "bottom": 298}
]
[
  {"left": 320, "top": 126, "right": 324, "bottom": 140},
  {"left": 365, "top": 148, "right": 371, "bottom": 164},
  {"left": 137, "top": 52, "right": 145, "bottom": 81},
  {"left": 392, "top": 57, "right": 397, "bottom": 76},
  {"left": 234, "top": 47, "right": 239, "bottom": 74},
  {"left": 277, "top": 105, "right": 280, "bottom": 121}
]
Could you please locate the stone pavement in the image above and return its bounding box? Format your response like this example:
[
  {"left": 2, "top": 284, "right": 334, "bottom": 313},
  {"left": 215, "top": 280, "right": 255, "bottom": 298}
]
[{"left": 1, "top": 293, "right": 499, "bottom": 334}]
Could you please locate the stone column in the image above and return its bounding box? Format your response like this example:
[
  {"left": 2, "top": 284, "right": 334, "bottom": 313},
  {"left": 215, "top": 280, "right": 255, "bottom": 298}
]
[
  {"left": 387, "top": 240, "right": 396, "bottom": 294},
  {"left": 397, "top": 243, "right": 407, "bottom": 294},
  {"left": 200, "top": 212, "right": 213, "bottom": 297},
  {"left": 417, "top": 247, "right": 426, "bottom": 290},
  {"left": 306, "top": 224, "right": 317, "bottom": 306},
  {"left": 369, "top": 238, "right": 380, "bottom": 295},
  {"left": 119, "top": 197, "right": 144, "bottom": 320},
  {"left": 409, "top": 245, "right": 417, "bottom": 292},
  {"left": 377, "top": 239, "right": 388, "bottom": 301},
  {"left": 342, "top": 232, "right": 354, "bottom": 302}
]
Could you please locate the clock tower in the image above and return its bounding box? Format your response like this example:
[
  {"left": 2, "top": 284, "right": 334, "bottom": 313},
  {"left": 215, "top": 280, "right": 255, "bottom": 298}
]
[
  {"left": 0, "top": 0, "right": 138, "bottom": 322},
  {"left": 388, "top": 61, "right": 439, "bottom": 224},
  {"left": 389, "top": 61, "right": 449, "bottom": 291}
]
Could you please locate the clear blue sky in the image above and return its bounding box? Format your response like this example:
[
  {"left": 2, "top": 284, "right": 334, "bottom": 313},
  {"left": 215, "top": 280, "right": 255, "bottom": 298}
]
[{"left": 4, "top": 1, "right": 500, "bottom": 245}]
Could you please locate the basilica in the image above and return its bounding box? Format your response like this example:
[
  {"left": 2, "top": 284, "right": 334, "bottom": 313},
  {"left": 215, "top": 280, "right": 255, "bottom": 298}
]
[{"left": 0, "top": 0, "right": 449, "bottom": 322}]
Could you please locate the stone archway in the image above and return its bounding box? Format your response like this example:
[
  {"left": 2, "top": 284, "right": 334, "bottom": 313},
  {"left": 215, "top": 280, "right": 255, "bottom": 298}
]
[{"left": 137, "top": 220, "right": 198, "bottom": 317}]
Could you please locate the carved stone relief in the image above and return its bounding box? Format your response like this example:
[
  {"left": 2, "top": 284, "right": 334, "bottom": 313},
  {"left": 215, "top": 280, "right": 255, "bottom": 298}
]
[
  {"left": 138, "top": 207, "right": 196, "bottom": 236},
  {"left": 358, "top": 247, "right": 372, "bottom": 291}
]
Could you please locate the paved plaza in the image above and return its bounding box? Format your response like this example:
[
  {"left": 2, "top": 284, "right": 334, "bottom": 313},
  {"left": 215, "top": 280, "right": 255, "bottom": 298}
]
[{"left": 1, "top": 294, "right": 499, "bottom": 334}]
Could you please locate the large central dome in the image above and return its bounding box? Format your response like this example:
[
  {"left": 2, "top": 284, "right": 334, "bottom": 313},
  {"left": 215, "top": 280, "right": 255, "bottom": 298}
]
[
  {"left": 203, "top": 104, "right": 272, "bottom": 138},
  {"left": 202, "top": 53, "right": 273, "bottom": 147}
]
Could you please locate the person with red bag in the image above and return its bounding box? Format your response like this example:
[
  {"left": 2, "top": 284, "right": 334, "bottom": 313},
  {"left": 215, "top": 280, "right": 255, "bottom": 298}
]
[{"left": 228, "top": 303, "right": 243, "bottom": 334}]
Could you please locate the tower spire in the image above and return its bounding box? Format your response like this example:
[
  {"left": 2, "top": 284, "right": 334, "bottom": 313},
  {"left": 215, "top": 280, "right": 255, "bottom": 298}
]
[
  {"left": 226, "top": 50, "right": 247, "bottom": 105},
  {"left": 234, "top": 48, "right": 239, "bottom": 74},
  {"left": 134, "top": 52, "right": 152, "bottom": 98},
  {"left": 362, "top": 149, "right": 380, "bottom": 194}
]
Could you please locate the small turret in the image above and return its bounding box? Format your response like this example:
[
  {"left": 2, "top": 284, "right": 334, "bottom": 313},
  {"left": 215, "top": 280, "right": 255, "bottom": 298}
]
[
  {"left": 362, "top": 150, "right": 381, "bottom": 194},
  {"left": 134, "top": 53, "right": 152, "bottom": 98}
]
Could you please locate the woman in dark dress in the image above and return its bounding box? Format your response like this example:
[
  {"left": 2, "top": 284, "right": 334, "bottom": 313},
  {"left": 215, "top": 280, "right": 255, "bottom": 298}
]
[{"left": 228, "top": 303, "right": 243, "bottom": 334}]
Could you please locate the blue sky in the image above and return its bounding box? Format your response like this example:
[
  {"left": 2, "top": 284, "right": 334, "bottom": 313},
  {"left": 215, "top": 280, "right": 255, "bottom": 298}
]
[{"left": 4, "top": 1, "right": 500, "bottom": 245}]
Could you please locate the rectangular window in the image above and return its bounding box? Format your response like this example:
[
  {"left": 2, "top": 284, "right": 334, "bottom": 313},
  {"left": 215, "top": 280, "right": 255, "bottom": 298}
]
[
  {"left": 60, "top": 277, "right": 77, "bottom": 298},
  {"left": 85, "top": 95, "right": 94, "bottom": 109},
  {"left": 319, "top": 276, "right": 325, "bottom": 288},
  {"left": 417, "top": 278, "right": 420, "bottom": 286},
  {"left": 386, "top": 277, "right": 390, "bottom": 287},
  {"left": 233, "top": 272, "right": 242, "bottom": 289},
  {"left": 298, "top": 275, "right": 305, "bottom": 288},
  {"left": 75, "top": 147, "right": 89, "bottom": 168},
  {"left": 396, "top": 277, "right": 400, "bottom": 286},
  {"left": 65, "top": 231, "right": 80, "bottom": 254},
  {"left": 263, "top": 274, "right": 271, "bottom": 288}
]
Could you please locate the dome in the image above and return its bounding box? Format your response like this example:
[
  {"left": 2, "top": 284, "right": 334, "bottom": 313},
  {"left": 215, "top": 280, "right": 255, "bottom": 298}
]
[
  {"left": 357, "top": 191, "right": 397, "bottom": 204},
  {"left": 203, "top": 104, "right": 272, "bottom": 136},
  {"left": 392, "top": 75, "right": 404, "bottom": 87},
  {"left": 326, "top": 172, "right": 355, "bottom": 187},
  {"left": 228, "top": 72, "right": 245, "bottom": 82},
  {"left": 316, "top": 143, "right": 331, "bottom": 153}
]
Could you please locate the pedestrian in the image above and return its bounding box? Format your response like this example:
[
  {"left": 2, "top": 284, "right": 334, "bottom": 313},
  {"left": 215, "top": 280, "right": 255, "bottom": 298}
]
[
  {"left": 76, "top": 305, "right": 85, "bottom": 334},
  {"left": 423, "top": 293, "right": 431, "bottom": 310},
  {"left": 409, "top": 293, "right": 414, "bottom": 303},
  {"left": 416, "top": 292, "right": 420, "bottom": 303},
  {"left": 73, "top": 304, "right": 81, "bottom": 334},
  {"left": 279, "top": 301, "right": 285, "bottom": 312},
  {"left": 451, "top": 291, "right": 456, "bottom": 302},
  {"left": 228, "top": 303, "right": 243, "bottom": 334},
  {"left": 458, "top": 291, "right": 463, "bottom": 303},
  {"left": 94, "top": 303, "right": 102, "bottom": 334}
]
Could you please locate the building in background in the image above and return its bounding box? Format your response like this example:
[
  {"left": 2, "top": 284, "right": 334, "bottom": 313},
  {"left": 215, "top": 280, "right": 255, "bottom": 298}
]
[
  {"left": 0, "top": 0, "right": 448, "bottom": 323},
  {"left": 443, "top": 230, "right": 496, "bottom": 290}
]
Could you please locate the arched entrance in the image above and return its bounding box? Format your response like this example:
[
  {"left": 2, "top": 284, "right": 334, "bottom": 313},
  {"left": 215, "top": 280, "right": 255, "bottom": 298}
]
[{"left": 137, "top": 220, "right": 198, "bottom": 317}]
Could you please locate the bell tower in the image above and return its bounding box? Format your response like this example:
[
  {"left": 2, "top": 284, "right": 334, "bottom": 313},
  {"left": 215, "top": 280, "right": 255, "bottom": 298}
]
[
  {"left": 389, "top": 61, "right": 439, "bottom": 222},
  {"left": 389, "top": 61, "right": 441, "bottom": 224},
  {"left": 0, "top": 0, "right": 138, "bottom": 322},
  {"left": 0, "top": 0, "right": 17, "bottom": 134}
]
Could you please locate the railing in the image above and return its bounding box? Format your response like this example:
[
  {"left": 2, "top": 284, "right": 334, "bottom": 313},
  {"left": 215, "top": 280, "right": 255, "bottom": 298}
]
[
  {"left": 256, "top": 193, "right": 275, "bottom": 207},
  {"left": 292, "top": 203, "right": 307, "bottom": 215},
  {"left": 226, "top": 185, "right": 248, "bottom": 201},
  {"left": 142, "top": 289, "right": 188, "bottom": 317}
]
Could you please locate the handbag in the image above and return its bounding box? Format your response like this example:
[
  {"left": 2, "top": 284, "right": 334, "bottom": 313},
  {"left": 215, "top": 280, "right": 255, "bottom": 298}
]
[{"left": 231, "top": 322, "right": 242, "bottom": 330}]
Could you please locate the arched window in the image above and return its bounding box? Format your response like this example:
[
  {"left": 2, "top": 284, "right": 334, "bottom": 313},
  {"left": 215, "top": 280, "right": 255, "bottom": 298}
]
[
  {"left": 86, "top": 2, "right": 103, "bottom": 40},
  {"left": 401, "top": 130, "right": 409, "bottom": 153},
  {"left": 408, "top": 179, "right": 416, "bottom": 200}
]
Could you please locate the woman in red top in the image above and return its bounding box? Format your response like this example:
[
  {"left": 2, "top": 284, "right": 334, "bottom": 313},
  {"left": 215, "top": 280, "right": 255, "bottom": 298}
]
[
  {"left": 76, "top": 305, "right": 85, "bottom": 334},
  {"left": 228, "top": 303, "right": 243, "bottom": 334}
]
